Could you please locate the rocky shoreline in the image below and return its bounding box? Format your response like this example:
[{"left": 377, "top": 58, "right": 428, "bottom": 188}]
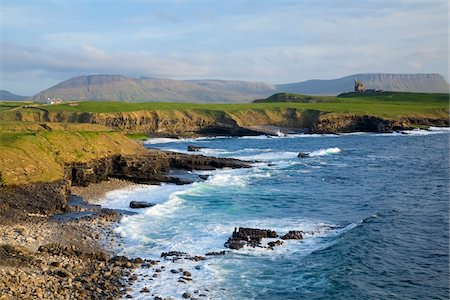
[{"left": 0, "top": 149, "right": 251, "bottom": 299}]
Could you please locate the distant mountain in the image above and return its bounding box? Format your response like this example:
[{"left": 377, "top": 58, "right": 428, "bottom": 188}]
[
  {"left": 276, "top": 73, "right": 449, "bottom": 95},
  {"left": 0, "top": 90, "right": 28, "bottom": 101},
  {"left": 30, "top": 73, "right": 449, "bottom": 103},
  {"left": 31, "top": 75, "right": 276, "bottom": 103}
]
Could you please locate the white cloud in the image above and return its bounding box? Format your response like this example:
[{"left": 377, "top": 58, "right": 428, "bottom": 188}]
[{"left": 0, "top": 0, "right": 448, "bottom": 95}]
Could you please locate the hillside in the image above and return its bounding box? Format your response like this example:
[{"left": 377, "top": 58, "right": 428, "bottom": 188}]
[
  {"left": 0, "top": 123, "right": 146, "bottom": 185},
  {"left": 30, "top": 75, "right": 276, "bottom": 103},
  {"left": 276, "top": 73, "right": 449, "bottom": 95},
  {"left": 0, "top": 90, "right": 28, "bottom": 101},
  {"left": 28, "top": 73, "right": 449, "bottom": 103}
]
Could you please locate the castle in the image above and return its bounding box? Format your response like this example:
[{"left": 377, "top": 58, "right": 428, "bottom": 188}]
[{"left": 354, "top": 79, "right": 366, "bottom": 92}]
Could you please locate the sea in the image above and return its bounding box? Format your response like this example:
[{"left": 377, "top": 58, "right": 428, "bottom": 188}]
[{"left": 96, "top": 127, "right": 449, "bottom": 300}]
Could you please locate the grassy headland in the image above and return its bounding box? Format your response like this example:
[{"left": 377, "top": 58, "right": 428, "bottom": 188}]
[
  {"left": 0, "top": 123, "right": 145, "bottom": 185},
  {"left": 1, "top": 91, "right": 447, "bottom": 118},
  {"left": 1, "top": 92, "right": 447, "bottom": 137},
  {"left": 0, "top": 91, "right": 448, "bottom": 184}
]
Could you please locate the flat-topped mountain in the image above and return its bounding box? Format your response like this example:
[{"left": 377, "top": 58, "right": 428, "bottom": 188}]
[
  {"left": 0, "top": 90, "right": 28, "bottom": 101},
  {"left": 30, "top": 73, "right": 448, "bottom": 103},
  {"left": 277, "top": 73, "right": 449, "bottom": 95},
  {"left": 31, "top": 75, "right": 276, "bottom": 103}
]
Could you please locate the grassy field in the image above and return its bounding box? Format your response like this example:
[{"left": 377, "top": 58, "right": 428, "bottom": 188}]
[{"left": 0, "top": 92, "right": 446, "bottom": 119}]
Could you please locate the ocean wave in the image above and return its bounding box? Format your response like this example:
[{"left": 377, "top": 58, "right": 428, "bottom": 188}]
[
  {"left": 235, "top": 151, "right": 299, "bottom": 161},
  {"left": 240, "top": 135, "right": 270, "bottom": 140},
  {"left": 309, "top": 147, "right": 341, "bottom": 157},
  {"left": 143, "top": 193, "right": 185, "bottom": 217},
  {"left": 428, "top": 126, "right": 450, "bottom": 131},
  {"left": 401, "top": 128, "right": 450, "bottom": 136}
]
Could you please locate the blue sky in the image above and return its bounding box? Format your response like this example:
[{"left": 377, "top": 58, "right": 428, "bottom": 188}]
[{"left": 0, "top": 0, "right": 448, "bottom": 95}]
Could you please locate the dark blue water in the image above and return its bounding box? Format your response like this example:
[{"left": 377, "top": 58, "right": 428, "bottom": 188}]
[{"left": 103, "top": 129, "right": 449, "bottom": 300}]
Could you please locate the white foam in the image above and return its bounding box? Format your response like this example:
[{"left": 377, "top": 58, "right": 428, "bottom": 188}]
[
  {"left": 143, "top": 193, "right": 185, "bottom": 217},
  {"left": 401, "top": 128, "right": 450, "bottom": 136},
  {"left": 235, "top": 151, "right": 299, "bottom": 161},
  {"left": 428, "top": 126, "right": 450, "bottom": 131},
  {"left": 276, "top": 130, "right": 286, "bottom": 137},
  {"left": 240, "top": 135, "right": 270, "bottom": 139},
  {"left": 96, "top": 184, "right": 188, "bottom": 211},
  {"left": 309, "top": 147, "right": 341, "bottom": 157}
]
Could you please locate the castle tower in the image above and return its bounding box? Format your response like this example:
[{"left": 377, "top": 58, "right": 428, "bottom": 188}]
[{"left": 354, "top": 79, "right": 366, "bottom": 92}]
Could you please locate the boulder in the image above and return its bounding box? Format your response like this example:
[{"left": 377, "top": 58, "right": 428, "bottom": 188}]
[
  {"left": 187, "top": 145, "right": 206, "bottom": 152},
  {"left": 281, "top": 230, "right": 304, "bottom": 240},
  {"left": 198, "top": 175, "right": 210, "bottom": 180},
  {"left": 160, "top": 251, "right": 205, "bottom": 262},
  {"left": 297, "top": 152, "right": 309, "bottom": 158},
  {"left": 267, "top": 240, "right": 284, "bottom": 249},
  {"left": 129, "top": 201, "right": 155, "bottom": 209}
]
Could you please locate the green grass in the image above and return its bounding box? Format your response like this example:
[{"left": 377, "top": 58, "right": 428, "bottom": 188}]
[
  {"left": 0, "top": 102, "right": 28, "bottom": 112},
  {"left": 1, "top": 92, "right": 448, "bottom": 121},
  {"left": 337, "top": 91, "right": 449, "bottom": 102},
  {"left": 21, "top": 92, "right": 446, "bottom": 119},
  {"left": 0, "top": 127, "right": 145, "bottom": 185}
]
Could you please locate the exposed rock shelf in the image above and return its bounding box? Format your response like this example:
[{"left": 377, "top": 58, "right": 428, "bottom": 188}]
[{"left": 5, "top": 107, "right": 448, "bottom": 137}]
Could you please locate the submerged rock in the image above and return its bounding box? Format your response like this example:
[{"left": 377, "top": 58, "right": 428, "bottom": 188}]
[
  {"left": 198, "top": 175, "right": 210, "bottom": 180},
  {"left": 297, "top": 152, "right": 309, "bottom": 158},
  {"left": 187, "top": 145, "right": 206, "bottom": 152},
  {"left": 129, "top": 201, "right": 155, "bottom": 209},
  {"left": 281, "top": 231, "right": 304, "bottom": 240},
  {"left": 160, "top": 251, "right": 205, "bottom": 262},
  {"left": 205, "top": 251, "right": 226, "bottom": 256},
  {"left": 267, "top": 240, "right": 284, "bottom": 249}
]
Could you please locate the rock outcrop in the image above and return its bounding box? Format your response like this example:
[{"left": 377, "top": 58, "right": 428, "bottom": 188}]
[
  {"left": 297, "top": 152, "right": 309, "bottom": 158},
  {"left": 129, "top": 201, "right": 155, "bottom": 209},
  {"left": 0, "top": 180, "right": 71, "bottom": 221},
  {"left": 68, "top": 150, "right": 250, "bottom": 187},
  {"left": 224, "top": 227, "right": 278, "bottom": 250},
  {"left": 187, "top": 145, "right": 206, "bottom": 152},
  {"left": 224, "top": 228, "right": 307, "bottom": 250},
  {"left": 281, "top": 231, "right": 304, "bottom": 240},
  {"left": 313, "top": 114, "right": 449, "bottom": 133}
]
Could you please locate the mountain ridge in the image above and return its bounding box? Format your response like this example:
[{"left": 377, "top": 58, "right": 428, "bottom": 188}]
[
  {"left": 277, "top": 73, "right": 449, "bottom": 95},
  {"left": 0, "top": 90, "right": 29, "bottom": 101},
  {"left": 29, "top": 73, "right": 449, "bottom": 103}
]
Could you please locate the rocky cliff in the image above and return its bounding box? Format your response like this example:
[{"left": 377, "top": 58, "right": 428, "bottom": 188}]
[
  {"left": 0, "top": 124, "right": 250, "bottom": 219},
  {"left": 4, "top": 107, "right": 448, "bottom": 138},
  {"left": 313, "top": 114, "right": 449, "bottom": 133}
]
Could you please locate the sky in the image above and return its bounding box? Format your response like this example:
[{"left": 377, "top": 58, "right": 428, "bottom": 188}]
[{"left": 0, "top": 0, "right": 448, "bottom": 95}]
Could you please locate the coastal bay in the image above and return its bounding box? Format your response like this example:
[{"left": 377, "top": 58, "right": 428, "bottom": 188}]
[{"left": 0, "top": 92, "right": 448, "bottom": 299}]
